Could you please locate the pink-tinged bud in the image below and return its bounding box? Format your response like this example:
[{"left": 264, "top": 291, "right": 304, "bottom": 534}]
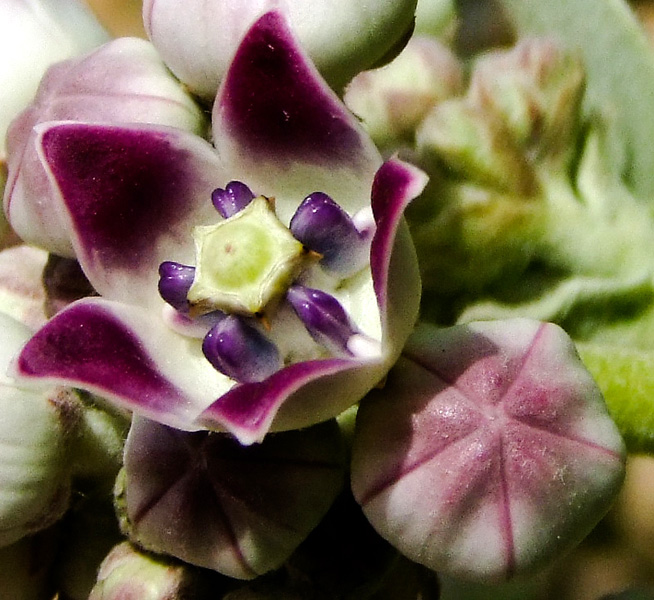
[
  {"left": 4, "top": 37, "right": 207, "bottom": 258},
  {"left": 352, "top": 319, "right": 625, "bottom": 581},
  {"left": 345, "top": 36, "right": 463, "bottom": 151}
]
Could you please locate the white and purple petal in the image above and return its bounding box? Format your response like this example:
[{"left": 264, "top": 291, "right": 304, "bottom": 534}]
[
  {"left": 199, "top": 356, "right": 390, "bottom": 445},
  {"left": 367, "top": 157, "right": 427, "bottom": 363},
  {"left": 12, "top": 298, "right": 234, "bottom": 431},
  {"left": 212, "top": 11, "right": 381, "bottom": 224},
  {"left": 34, "top": 122, "right": 225, "bottom": 310}
]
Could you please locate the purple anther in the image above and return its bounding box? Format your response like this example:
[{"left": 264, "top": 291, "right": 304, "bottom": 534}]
[
  {"left": 202, "top": 315, "right": 282, "bottom": 383},
  {"left": 211, "top": 181, "right": 255, "bottom": 218},
  {"left": 289, "top": 192, "right": 369, "bottom": 277},
  {"left": 287, "top": 285, "right": 358, "bottom": 356},
  {"left": 158, "top": 261, "right": 196, "bottom": 312}
]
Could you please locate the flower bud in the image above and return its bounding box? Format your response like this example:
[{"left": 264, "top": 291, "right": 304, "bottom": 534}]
[
  {"left": 0, "top": 0, "right": 109, "bottom": 162},
  {"left": 345, "top": 36, "right": 463, "bottom": 150},
  {"left": 4, "top": 37, "right": 208, "bottom": 257},
  {"left": 117, "top": 417, "right": 345, "bottom": 579},
  {"left": 468, "top": 38, "right": 585, "bottom": 162},
  {"left": 416, "top": 98, "right": 536, "bottom": 196},
  {"left": 143, "top": 0, "right": 418, "bottom": 99},
  {"left": 352, "top": 319, "right": 625, "bottom": 581},
  {"left": 88, "top": 542, "right": 225, "bottom": 600},
  {"left": 406, "top": 183, "right": 544, "bottom": 303},
  {"left": 0, "top": 311, "right": 79, "bottom": 547}
]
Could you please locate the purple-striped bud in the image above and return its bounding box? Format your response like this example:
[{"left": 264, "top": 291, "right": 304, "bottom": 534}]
[
  {"left": 287, "top": 285, "right": 359, "bottom": 356},
  {"left": 211, "top": 180, "right": 255, "bottom": 218},
  {"left": 202, "top": 315, "right": 281, "bottom": 383},
  {"left": 158, "top": 261, "right": 196, "bottom": 312},
  {"left": 290, "top": 192, "right": 370, "bottom": 277}
]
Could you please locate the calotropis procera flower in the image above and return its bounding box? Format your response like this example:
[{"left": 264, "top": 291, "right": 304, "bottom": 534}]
[
  {"left": 8, "top": 11, "right": 427, "bottom": 445},
  {"left": 88, "top": 541, "right": 225, "bottom": 600},
  {"left": 143, "top": 0, "right": 419, "bottom": 100},
  {"left": 351, "top": 319, "right": 626, "bottom": 581},
  {"left": 4, "top": 36, "right": 207, "bottom": 258}
]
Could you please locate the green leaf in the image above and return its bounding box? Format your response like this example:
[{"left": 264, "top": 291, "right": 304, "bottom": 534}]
[
  {"left": 578, "top": 343, "right": 654, "bottom": 454},
  {"left": 498, "top": 0, "right": 654, "bottom": 200}
]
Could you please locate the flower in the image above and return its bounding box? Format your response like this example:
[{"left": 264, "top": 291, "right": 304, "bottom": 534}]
[
  {"left": 142, "top": 0, "right": 419, "bottom": 99},
  {"left": 7, "top": 10, "right": 427, "bottom": 444}
]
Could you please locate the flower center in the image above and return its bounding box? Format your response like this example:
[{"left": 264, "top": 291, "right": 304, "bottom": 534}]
[
  {"left": 187, "top": 196, "right": 308, "bottom": 316},
  {"left": 158, "top": 180, "right": 378, "bottom": 383}
]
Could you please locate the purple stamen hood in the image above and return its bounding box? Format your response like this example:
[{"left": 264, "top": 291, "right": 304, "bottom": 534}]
[{"left": 8, "top": 11, "right": 427, "bottom": 444}]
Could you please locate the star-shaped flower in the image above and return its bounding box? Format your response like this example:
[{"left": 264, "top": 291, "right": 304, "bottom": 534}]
[{"left": 6, "top": 10, "right": 427, "bottom": 445}]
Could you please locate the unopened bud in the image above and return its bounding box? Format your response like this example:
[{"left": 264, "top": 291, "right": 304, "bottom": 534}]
[
  {"left": 345, "top": 36, "right": 463, "bottom": 150},
  {"left": 352, "top": 319, "right": 625, "bottom": 581}
]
